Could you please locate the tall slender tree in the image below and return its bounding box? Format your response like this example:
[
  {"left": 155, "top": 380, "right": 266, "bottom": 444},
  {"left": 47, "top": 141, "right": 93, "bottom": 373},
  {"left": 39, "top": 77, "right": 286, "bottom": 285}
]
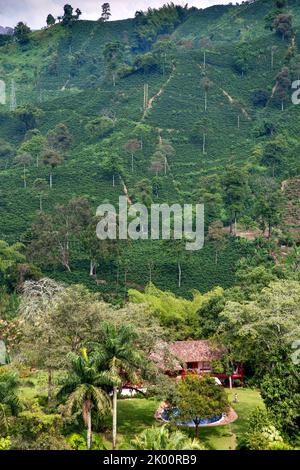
[
  {"left": 15, "top": 152, "right": 32, "bottom": 189},
  {"left": 93, "top": 323, "right": 144, "bottom": 449},
  {"left": 32, "top": 178, "right": 48, "bottom": 211},
  {"left": 58, "top": 348, "right": 111, "bottom": 449},
  {"left": 124, "top": 139, "right": 140, "bottom": 173},
  {"left": 42, "top": 149, "right": 63, "bottom": 188},
  {"left": 222, "top": 165, "right": 248, "bottom": 235},
  {"left": 103, "top": 42, "right": 123, "bottom": 86},
  {"left": 202, "top": 77, "right": 211, "bottom": 112}
]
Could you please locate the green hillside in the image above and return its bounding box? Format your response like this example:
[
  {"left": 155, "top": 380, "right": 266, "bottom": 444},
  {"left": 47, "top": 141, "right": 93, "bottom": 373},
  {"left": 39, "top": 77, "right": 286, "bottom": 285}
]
[{"left": 0, "top": 0, "right": 300, "bottom": 299}]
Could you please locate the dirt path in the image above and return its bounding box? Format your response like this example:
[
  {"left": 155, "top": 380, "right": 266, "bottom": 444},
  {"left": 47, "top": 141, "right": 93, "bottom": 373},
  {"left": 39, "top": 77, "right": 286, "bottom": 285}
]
[
  {"left": 142, "top": 63, "right": 176, "bottom": 120},
  {"left": 220, "top": 88, "right": 251, "bottom": 120},
  {"left": 120, "top": 176, "right": 132, "bottom": 205},
  {"left": 123, "top": 64, "right": 176, "bottom": 201},
  {"left": 61, "top": 79, "right": 70, "bottom": 91}
]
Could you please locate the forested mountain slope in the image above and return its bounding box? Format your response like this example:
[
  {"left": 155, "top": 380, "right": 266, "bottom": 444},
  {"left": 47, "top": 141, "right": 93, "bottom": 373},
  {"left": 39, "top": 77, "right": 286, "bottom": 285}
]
[{"left": 0, "top": 0, "right": 299, "bottom": 300}]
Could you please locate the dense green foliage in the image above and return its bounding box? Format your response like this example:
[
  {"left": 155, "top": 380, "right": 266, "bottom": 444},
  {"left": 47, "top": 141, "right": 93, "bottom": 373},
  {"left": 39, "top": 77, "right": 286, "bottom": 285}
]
[
  {"left": 1, "top": 0, "right": 300, "bottom": 300},
  {"left": 168, "top": 373, "right": 229, "bottom": 438},
  {"left": 130, "top": 424, "right": 204, "bottom": 450}
]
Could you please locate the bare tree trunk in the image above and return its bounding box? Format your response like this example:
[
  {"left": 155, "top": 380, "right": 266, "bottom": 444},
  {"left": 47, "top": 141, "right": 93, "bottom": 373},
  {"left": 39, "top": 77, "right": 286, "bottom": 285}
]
[
  {"left": 89, "top": 260, "right": 96, "bottom": 276},
  {"left": 229, "top": 376, "right": 233, "bottom": 389},
  {"left": 124, "top": 269, "right": 127, "bottom": 301},
  {"left": 178, "top": 261, "right": 182, "bottom": 288},
  {"left": 112, "top": 386, "right": 118, "bottom": 450},
  {"left": 47, "top": 367, "right": 52, "bottom": 407},
  {"left": 63, "top": 258, "right": 71, "bottom": 272},
  {"left": 204, "top": 91, "right": 207, "bottom": 112},
  {"left": 148, "top": 262, "right": 153, "bottom": 283},
  {"left": 66, "top": 263, "right": 71, "bottom": 272},
  {"left": 49, "top": 172, "right": 53, "bottom": 189},
  {"left": 271, "top": 50, "right": 274, "bottom": 69},
  {"left": 87, "top": 409, "right": 92, "bottom": 450},
  {"left": 131, "top": 154, "right": 134, "bottom": 173},
  {"left": 23, "top": 166, "right": 27, "bottom": 189},
  {"left": 39, "top": 195, "right": 43, "bottom": 211},
  {"left": 202, "top": 133, "right": 206, "bottom": 154}
]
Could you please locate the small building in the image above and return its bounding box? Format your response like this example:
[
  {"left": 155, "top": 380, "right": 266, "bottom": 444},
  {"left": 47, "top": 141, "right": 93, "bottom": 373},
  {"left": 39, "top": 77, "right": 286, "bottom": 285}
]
[
  {"left": 151, "top": 340, "right": 244, "bottom": 387},
  {"left": 168, "top": 340, "right": 222, "bottom": 373}
]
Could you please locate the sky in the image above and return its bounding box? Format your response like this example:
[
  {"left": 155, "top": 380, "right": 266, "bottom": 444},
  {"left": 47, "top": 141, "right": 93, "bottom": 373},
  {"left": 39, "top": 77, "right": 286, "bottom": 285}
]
[{"left": 0, "top": 0, "right": 237, "bottom": 29}]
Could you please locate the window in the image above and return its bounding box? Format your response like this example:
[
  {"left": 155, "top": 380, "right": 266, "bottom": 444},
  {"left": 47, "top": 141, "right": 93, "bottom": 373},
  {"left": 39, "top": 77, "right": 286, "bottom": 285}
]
[
  {"left": 198, "top": 361, "right": 211, "bottom": 371},
  {"left": 187, "top": 362, "right": 198, "bottom": 370}
]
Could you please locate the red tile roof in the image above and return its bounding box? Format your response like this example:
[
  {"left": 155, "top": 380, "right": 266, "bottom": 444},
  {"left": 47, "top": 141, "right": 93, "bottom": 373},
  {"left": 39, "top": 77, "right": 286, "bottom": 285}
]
[
  {"left": 150, "top": 340, "right": 224, "bottom": 371},
  {"left": 169, "top": 340, "right": 223, "bottom": 363}
]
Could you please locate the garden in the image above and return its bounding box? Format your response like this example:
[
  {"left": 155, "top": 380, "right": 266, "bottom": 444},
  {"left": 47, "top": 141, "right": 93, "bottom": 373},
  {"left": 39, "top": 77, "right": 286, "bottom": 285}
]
[{"left": 16, "top": 368, "right": 264, "bottom": 450}]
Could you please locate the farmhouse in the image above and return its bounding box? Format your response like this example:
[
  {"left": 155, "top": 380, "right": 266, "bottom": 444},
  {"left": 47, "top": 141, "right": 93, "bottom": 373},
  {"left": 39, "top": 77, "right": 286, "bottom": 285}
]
[{"left": 152, "top": 340, "right": 244, "bottom": 387}]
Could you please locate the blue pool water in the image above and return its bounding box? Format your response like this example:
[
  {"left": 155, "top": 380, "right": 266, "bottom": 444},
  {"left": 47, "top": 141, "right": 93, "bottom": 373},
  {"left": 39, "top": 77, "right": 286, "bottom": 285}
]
[{"left": 161, "top": 408, "right": 223, "bottom": 427}]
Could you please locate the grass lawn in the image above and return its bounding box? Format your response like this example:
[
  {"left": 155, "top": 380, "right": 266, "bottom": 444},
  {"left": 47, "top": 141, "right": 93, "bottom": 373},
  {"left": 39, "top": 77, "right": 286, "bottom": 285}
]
[
  {"left": 18, "top": 370, "right": 65, "bottom": 401},
  {"left": 114, "top": 389, "right": 264, "bottom": 450},
  {"left": 195, "top": 389, "right": 264, "bottom": 450},
  {"left": 115, "top": 398, "right": 160, "bottom": 449},
  {"left": 18, "top": 370, "right": 49, "bottom": 401}
]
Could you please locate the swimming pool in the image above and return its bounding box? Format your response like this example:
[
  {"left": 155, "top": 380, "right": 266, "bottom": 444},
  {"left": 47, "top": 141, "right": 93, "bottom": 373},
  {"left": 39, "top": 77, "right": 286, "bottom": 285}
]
[{"left": 160, "top": 407, "right": 224, "bottom": 427}]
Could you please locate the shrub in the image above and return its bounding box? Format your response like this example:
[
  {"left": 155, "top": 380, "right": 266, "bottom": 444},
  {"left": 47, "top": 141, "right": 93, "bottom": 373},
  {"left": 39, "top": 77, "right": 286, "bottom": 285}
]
[
  {"left": 0, "top": 436, "right": 11, "bottom": 450},
  {"left": 237, "top": 407, "right": 289, "bottom": 450},
  {"left": 11, "top": 401, "right": 62, "bottom": 442},
  {"left": 130, "top": 425, "right": 205, "bottom": 450},
  {"left": 134, "top": 53, "right": 160, "bottom": 74},
  {"left": 67, "top": 432, "right": 106, "bottom": 450},
  {"left": 85, "top": 116, "right": 114, "bottom": 138},
  {"left": 251, "top": 90, "right": 269, "bottom": 108}
]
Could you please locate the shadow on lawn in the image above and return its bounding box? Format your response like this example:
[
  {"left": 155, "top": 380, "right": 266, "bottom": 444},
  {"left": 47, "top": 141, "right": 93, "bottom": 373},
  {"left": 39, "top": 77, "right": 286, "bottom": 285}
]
[{"left": 111, "top": 398, "right": 160, "bottom": 438}]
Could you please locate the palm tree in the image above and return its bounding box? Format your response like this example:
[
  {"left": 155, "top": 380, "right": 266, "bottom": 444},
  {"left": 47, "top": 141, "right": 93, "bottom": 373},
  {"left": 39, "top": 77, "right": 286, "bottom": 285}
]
[
  {"left": 93, "top": 322, "right": 144, "bottom": 450},
  {"left": 131, "top": 425, "right": 204, "bottom": 450},
  {"left": 0, "top": 369, "right": 21, "bottom": 433},
  {"left": 57, "top": 348, "right": 111, "bottom": 450}
]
